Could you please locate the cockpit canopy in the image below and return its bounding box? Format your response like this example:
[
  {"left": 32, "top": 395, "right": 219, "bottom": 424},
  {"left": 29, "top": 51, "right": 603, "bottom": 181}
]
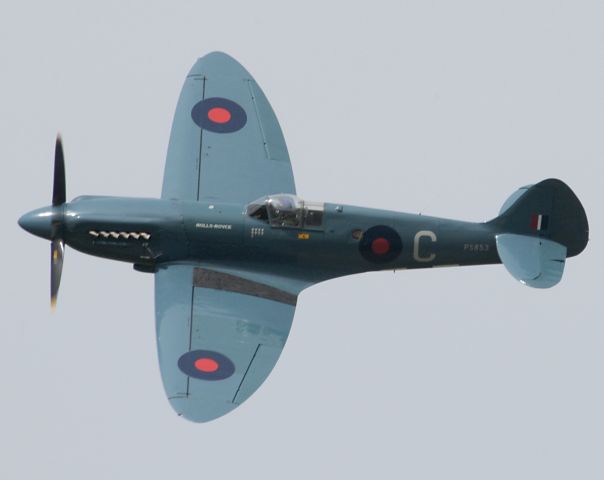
[{"left": 246, "top": 194, "right": 324, "bottom": 229}]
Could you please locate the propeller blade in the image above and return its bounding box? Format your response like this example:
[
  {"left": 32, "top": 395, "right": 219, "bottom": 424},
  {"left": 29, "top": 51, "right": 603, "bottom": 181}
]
[
  {"left": 52, "top": 135, "right": 66, "bottom": 206},
  {"left": 51, "top": 239, "right": 64, "bottom": 310}
]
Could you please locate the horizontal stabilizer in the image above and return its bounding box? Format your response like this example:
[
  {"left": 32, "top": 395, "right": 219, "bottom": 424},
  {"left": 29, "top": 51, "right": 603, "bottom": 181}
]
[
  {"left": 498, "top": 185, "right": 531, "bottom": 215},
  {"left": 496, "top": 234, "right": 567, "bottom": 288}
]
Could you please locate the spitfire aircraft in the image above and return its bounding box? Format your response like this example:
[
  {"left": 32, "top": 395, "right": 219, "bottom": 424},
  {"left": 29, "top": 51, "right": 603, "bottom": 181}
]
[{"left": 19, "top": 52, "right": 589, "bottom": 422}]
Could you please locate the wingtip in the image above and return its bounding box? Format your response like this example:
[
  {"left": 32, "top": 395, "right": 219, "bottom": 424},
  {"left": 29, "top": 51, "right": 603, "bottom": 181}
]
[
  {"left": 189, "top": 52, "right": 249, "bottom": 78},
  {"left": 202, "top": 50, "right": 235, "bottom": 60},
  {"left": 168, "top": 395, "right": 238, "bottom": 423}
]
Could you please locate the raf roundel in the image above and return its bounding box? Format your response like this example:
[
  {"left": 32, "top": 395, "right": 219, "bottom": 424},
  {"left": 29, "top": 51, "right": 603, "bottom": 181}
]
[
  {"left": 178, "top": 350, "right": 236, "bottom": 381},
  {"left": 359, "top": 225, "right": 403, "bottom": 263},
  {"left": 191, "top": 97, "right": 247, "bottom": 133}
]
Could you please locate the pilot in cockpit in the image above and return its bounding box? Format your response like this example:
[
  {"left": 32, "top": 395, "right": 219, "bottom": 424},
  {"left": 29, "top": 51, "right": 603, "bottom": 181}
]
[
  {"left": 267, "top": 195, "right": 302, "bottom": 227},
  {"left": 246, "top": 194, "right": 323, "bottom": 230}
]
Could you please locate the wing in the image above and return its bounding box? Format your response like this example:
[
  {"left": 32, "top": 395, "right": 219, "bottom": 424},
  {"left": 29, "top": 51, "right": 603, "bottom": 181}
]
[
  {"left": 161, "top": 52, "right": 295, "bottom": 203},
  {"left": 154, "top": 264, "right": 299, "bottom": 422}
]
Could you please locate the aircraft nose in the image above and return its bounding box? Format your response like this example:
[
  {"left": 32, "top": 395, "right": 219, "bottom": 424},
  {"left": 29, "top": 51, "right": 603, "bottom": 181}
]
[{"left": 18, "top": 207, "right": 56, "bottom": 240}]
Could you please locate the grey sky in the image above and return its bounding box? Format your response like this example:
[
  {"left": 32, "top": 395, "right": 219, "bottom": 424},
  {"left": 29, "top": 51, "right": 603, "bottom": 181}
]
[{"left": 2, "top": 1, "right": 602, "bottom": 479}]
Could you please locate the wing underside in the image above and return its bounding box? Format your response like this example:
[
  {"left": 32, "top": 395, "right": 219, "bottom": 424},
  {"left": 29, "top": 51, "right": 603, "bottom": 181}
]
[
  {"left": 156, "top": 53, "right": 299, "bottom": 421},
  {"left": 154, "top": 264, "right": 297, "bottom": 422},
  {"left": 161, "top": 52, "right": 295, "bottom": 204}
]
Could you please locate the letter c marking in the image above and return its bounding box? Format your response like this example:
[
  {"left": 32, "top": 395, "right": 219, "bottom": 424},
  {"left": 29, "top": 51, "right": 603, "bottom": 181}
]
[{"left": 413, "top": 230, "right": 437, "bottom": 262}]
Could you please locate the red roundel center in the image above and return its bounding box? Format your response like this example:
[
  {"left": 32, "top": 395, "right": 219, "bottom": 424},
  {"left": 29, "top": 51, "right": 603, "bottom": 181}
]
[
  {"left": 371, "top": 237, "right": 390, "bottom": 255},
  {"left": 194, "top": 358, "right": 219, "bottom": 373},
  {"left": 207, "top": 107, "right": 231, "bottom": 124}
]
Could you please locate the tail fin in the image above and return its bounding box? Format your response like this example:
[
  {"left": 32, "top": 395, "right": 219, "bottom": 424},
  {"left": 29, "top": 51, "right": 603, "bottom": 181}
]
[{"left": 489, "top": 179, "right": 588, "bottom": 288}]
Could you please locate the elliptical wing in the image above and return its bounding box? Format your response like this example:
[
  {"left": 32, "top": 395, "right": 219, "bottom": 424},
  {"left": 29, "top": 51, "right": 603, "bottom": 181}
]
[{"left": 161, "top": 52, "right": 295, "bottom": 203}]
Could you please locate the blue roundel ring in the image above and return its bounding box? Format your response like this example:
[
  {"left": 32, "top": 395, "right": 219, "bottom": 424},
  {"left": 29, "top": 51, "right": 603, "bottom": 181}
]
[
  {"left": 191, "top": 97, "right": 247, "bottom": 133},
  {"left": 177, "top": 350, "right": 236, "bottom": 381},
  {"left": 359, "top": 225, "right": 403, "bottom": 263}
]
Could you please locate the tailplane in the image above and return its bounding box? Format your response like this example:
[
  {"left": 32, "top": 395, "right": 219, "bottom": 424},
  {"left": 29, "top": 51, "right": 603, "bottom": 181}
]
[{"left": 489, "top": 179, "right": 588, "bottom": 288}]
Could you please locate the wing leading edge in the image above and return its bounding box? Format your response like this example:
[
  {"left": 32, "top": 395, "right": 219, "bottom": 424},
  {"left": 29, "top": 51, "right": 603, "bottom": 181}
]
[
  {"left": 155, "top": 264, "right": 298, "bottom": 422},
  {"left": 161, "top": 52, "right": 295, "bottom": 203}
]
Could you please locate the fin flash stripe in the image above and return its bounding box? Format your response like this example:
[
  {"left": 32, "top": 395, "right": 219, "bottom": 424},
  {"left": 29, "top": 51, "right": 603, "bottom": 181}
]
[{"left": 530, "top": 214, "right": 549, "bottom": 231}]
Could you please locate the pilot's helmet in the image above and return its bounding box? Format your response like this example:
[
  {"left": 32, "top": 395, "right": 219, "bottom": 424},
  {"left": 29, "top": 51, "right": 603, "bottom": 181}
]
[{"left": 269, "top": 195, "right": 297, "bottom": 212}]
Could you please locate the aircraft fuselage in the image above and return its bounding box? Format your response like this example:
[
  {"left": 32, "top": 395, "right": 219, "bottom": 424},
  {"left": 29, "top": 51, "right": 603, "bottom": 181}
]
[{"left": 22, "top": 195, "right": 502, "bottom": 284}]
